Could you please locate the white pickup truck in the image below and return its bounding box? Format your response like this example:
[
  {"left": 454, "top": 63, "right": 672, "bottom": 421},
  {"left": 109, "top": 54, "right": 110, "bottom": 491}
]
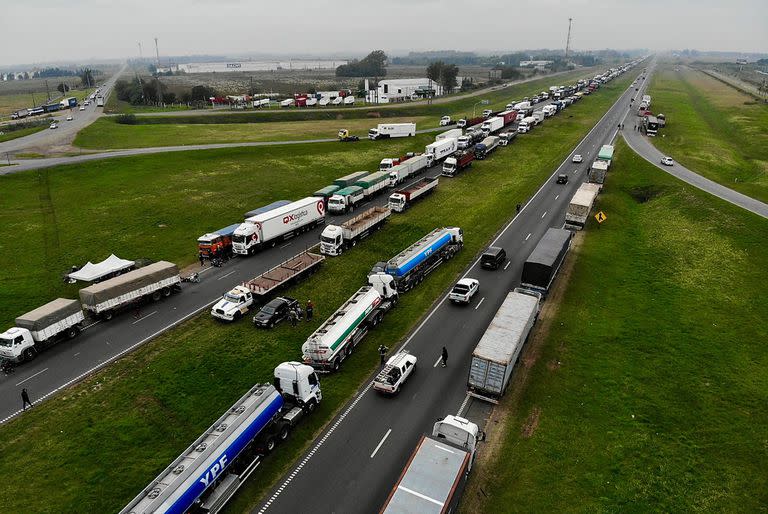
[
  {"left": 211, "top": 285, "right": 254, "bottom": 321},
  {"left": 374, "top": 350, "right": 417, "bottom": 394}
]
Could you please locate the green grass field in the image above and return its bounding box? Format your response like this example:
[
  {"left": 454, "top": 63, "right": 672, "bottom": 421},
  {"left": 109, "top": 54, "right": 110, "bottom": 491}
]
[
  {"left": 463, "top": 139, "right": 768, "bottom": 513},
  {"left": 0, "top": 124, "right": 47, "bottom": 142},
  {"left": 648, "top": 65, "right": 768, "bottom": 203},
  {"left": 0, "top": 72, "right": 639, "bottom": 514}
]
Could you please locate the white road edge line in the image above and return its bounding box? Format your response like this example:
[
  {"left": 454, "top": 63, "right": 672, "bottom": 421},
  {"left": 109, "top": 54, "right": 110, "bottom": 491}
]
[
  {"left": 370, "top": 428, "right": 392, "bottom": 458},
  {"left": 15, "top": 368, "right": 49, "bottom": 387},
  {"left": 131, "top": 310, "right": 158, "bottom": 325},
  {"left": 474, "top": 297, "right": 485, "bottom": 310},
  {"left": 280, "top": 242, "right": 292, "bottom": 248}
]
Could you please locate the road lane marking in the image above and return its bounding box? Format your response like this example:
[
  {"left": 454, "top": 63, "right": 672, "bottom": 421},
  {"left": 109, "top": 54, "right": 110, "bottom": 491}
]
[
  {"left": 217, "top": 270, "right": 236, "bottom": 280},
  {"left": 15, "top": 368, "right": 48, "bottom": 387},
  {"left": 525, "top": 233, "right": 531, "bottom": 241},
  {"left": 370, "top": 428, "right": 392, "bottom": 458},
  {"left": 82, "top": 320, "right": 101, "bottom": 330},
  {"left": 73, "top": 352, "right": 80, "bottom": 357},
  {"left": 280, "top": 242, "right": 292, "bottom": 249},
  {"left": 433, "top": 355, "right": 443, "bottom": 368},
  {"left": 132, "top": 310, "right": 158, "bottom": 325},
  {"left": 504, "top": 261, "right": 511, "bottom": 270},
  {"left": 541, "top": 211, "right": 547, "bottom": 218},
  {"left": 474, "top": 297, "right": 485, "bottom": 310},
  {"left": 555, "top": 194, "right": 559, "bottom": 200}
]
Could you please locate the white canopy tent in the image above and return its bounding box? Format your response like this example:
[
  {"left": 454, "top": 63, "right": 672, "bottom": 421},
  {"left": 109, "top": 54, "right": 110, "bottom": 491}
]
[{"left": 68, "top": 254, "right": 135, "bottom": 282}]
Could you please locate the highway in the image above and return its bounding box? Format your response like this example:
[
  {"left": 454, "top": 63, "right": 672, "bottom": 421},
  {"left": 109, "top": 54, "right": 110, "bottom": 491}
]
[{"left": 252, "top": 66, "right": 648, "bottom": 513}]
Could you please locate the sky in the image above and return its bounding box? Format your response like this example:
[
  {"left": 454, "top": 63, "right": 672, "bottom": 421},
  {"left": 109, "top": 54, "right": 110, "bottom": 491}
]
[{"left": 1, "top": 0, "right": 766, "bottom": 66}]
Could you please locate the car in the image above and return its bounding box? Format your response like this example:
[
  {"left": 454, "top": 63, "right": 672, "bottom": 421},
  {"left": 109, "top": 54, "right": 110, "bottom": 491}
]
[
  {"left": 661, "top": 156, "right": 674, "bottom": 166},
  {"left": 49, "top": 122, "right": 58, "bottom": 129},
  {"left": 556, "top": 174, "right": 569, "bottom": 184},
  {"left": 252, "top": 296, "right": 300, "bottom": 328},
  {"left": 449, "top": 278, "right": 479, "bottom": 304},
  {"left": 66, "top": 115, "right": 73, "bottom": 121},
  {"left": 635, "top": 87, "right": 639, "bottom": 91},
  {"left": 78, "top": 105, "right": 85, "bottom": 111},
  {"left": 572, "top": 154, "right": 583, "bottom": 163},
  {"left": 481, "top": 246, "right": 506, "bottom": 270}
]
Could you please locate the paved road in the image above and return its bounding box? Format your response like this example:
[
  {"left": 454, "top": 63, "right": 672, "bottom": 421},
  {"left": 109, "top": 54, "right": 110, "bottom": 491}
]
[
  {"left": 252, "top": 65, "right": 647, "bottom": 514},
  {"left": 622, "top": 63, "right": 768, "bottom": 219},
  {"left": 0, "top": 64, "right": 127, "bottom": 156}
]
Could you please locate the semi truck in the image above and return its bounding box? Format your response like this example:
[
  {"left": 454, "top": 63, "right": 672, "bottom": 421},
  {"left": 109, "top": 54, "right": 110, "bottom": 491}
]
[
  {"left": 232, "top": 197, "right": 326, "bottom": 255},
  {"left": 442, "top": 150, "right": 475, "bottom": 176},
  {"left": 467, "top": 291, "right": 540, "bottom": 403},
  {"left": 302, "top": 273, "right": 398, "bottom": 372},
  {"left": 517, "top": 116, "right": 537, "bottom": 133},
  {"left": 474, "top": 136, "right": 500, "bottom": 160},
  {"left": 0, "top": 299, "right": 85, "bottom": 363},
  {"left": 379, "top": 155, "right": 408, "bottom": 171},
  {"left": 456, "top": 116, "right": 484, "bottom": 129},
  {"left": 334, "top": 171, "right": 369, "bottom": 188},
  {"left": 598, "top": 144, "right": 614, "bottom": 166},
  {"left": 388, "top": 177, "right": 439, "bottom": 212},
  {"left": 533, "top": 110, "right": 546, "bottom": 124},
  {"left": 380, "top": 415, "right": 482, "bottom": 514},
  {"left": 588, "top": 160, "right": 609, "bottom": 187},
  {"left": 320, "top": 206, "right": 391, "bottom": 256},
  {"left": 435, "top": 128, "right": 462, "bottom": 141},
  {"left": 96, "top": 95, "right": 104, "bottom": 107},
  {"left": 564, "top": 184, "right": 600, "bottom": 230},
  {"left": 519, "top": 228, "right": 573, "bottom": 297},
  {"left": 197, "top": 223, "right": 240, "bottom": 260},
  {"left": 388, "top": 154, "right": 429, "bottom": 186},
  {"left": 327, "top": 186, "right": 365, "bottom": 214},
  {"left": 425, "top": 138, "right": 457, "bottom": 166},
  {"left": 313, "top": 186, "right": 340, "bottom": 207},
  {"left": 369, "top": 123, "right": 416, "bottom": 140},
  {"left": 244, "top": 200, "right": 292, "bottom": 219},
  {"left": 381, "top": 227, "right": 463, "bottom": 292},
  {"left": 120, "top": 362, "right": 322, "bottom": 514},
  {"left": 497, "top": 110, "right": 518, "bottom": 126},
  {"left": 480, "top": 116, "right": 504, "bottom": 135},
  {"left": 79, "top": 261, "right": 181, "bottom": 320}
]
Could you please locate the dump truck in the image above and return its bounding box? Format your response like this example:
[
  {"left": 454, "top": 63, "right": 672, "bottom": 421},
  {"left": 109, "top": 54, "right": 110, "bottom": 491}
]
[
  {"left": 564, "top": 184, "right": 600, "bottom": 230},
  {"left": 120, "top": 362, "right": 322, "bottom": 514},
  {"left": 79, "top": 261, "right": 181, "bottom": 320},
  {"left": 467, "top": 291, "right": 540, "bottom": 403},
  {"left": 388, "top": 176, "right": 439, "bottom": 213},
  {"left": 519, "top": 228, "right": 573, "bottom": 297},
  {"left": 240, "top": 251, "right": 324, "bottom": 302},
  {"left": 320, "top": 206, "right": 391, "bottom": 256},
  {"left": 233, "top": 197, "right": 326, "bottom": 255},
  {"left": 598, "top": 144, "right": 614, "bottom": 166},
  {"left": 588, "top": 160, "right": 609, "bottom": 187},
  {"left": 369, "top": 123, "right": 416, "bottom": 140},
  {"left": 388, "top": 154, "right": 429, "bottom": 186},
  {"left": 302, "top": 273, "right": 398, "bottom": 372},
  {"left": 442, "top": 150, "right": 475, "bottom": 176},
  {"left": 381, "top": 227, "right": 463, "bottom": 292},
  {"left": 0, "top": 299, "right": 85, "bottom": 363},
  {"left": 380, "top": 415, "right": 482, "bottom": 514}
]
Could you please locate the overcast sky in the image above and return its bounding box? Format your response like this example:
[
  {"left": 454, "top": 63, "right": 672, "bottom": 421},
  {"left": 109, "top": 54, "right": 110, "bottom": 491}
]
[{"left": 1, "top": 0, "right": 766, "bottom": 66}]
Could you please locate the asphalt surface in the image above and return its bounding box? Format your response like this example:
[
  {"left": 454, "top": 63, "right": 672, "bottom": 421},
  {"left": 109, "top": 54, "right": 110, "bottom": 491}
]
[
  {"left": 622, "top": 63, "right": 768, "bottom": 219},
  {"left": 252, "top": 66, "right": 648, "bottom": 514}
]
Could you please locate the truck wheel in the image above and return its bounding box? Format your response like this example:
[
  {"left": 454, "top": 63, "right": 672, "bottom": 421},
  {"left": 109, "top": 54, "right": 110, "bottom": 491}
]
[
  {"left": 22, "top": 348, "right": 36, "bottom": 362},
  {"left": 66, "top": 327, "right": 77, "bottom": 339},
  {"left": 151, "top": 291, "right": 162, "bottom": 302},
  {"left": 234, "top": 311, "right": 242, "bottom": 321},
  {"left": 265, "top": 437, "right": 276, "bottom": 453},
  {"left": 103, "top": 310, "right": 114, "bottom": 321},
  {"left": 332, "top": 358, "right": 340, "bottom": 372},
  {"left": 278, "top": 424, "right": 290, "bottom": 441},
  {"left": 338, "top": 246, "right": 343, "bottom": 255},
  {"left": 162, "top": 287, "right": 171, "bottom": 297}
]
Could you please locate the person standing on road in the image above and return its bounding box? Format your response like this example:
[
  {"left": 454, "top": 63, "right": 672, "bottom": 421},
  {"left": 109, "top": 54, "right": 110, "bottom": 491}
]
[
  {"left": 441, "top": 346, "right": 448, "bottom": 368},
  {"left": 199, "top": 253, "right": 205, "bottom": 267},
  {"left": 289, "top": 308, "right": 298, "bottom": 327},
  {"left": 305, "top": 300, "right": 314, "bottom": 322},
  {"left": 378, "top": 345, "right": 389, "bottom": 365},
  {"left": 21, "top": 388, "right": 32, "bottom": 410}
]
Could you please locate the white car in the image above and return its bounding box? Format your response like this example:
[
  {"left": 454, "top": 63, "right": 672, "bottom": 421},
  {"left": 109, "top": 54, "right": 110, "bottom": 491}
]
[
  {"left": 439, "top": 116, "right": 452, "bottom": 126},
  {"left": 661, "top": 156, "right": 674, "bottom": 166},
  {"left": 49, "top": 122, "right": 58, "bottom": 129},
  {"left": 449, "top": 278, "right": 480, "bottom": 304},
  {"left": 572, "top": 154, "right": 583, "bottom": 163},
  {"left": 79, "top": 105, "right": 85, "bottom": 111},
  {"left": 66, "top": 115, "right": 73, "bottom": 121}
]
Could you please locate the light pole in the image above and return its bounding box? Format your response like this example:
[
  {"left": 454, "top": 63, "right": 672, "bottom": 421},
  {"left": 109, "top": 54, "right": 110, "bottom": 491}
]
[{"left": 473, "top": 99, "right": 489, "bottom": 118}]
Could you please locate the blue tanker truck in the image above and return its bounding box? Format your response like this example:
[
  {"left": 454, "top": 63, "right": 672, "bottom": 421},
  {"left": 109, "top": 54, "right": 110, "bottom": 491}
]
[
  {"left": 120, "top": 362, "right": 322, "bottom": 514},
  {"left": 370, "top": 227, "right": 463, "bottom": 292}
]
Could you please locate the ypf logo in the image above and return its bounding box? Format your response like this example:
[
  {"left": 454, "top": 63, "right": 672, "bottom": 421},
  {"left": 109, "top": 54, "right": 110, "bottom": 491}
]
[{"left": 317, "top": 200, "right": 325, "bottom": 215}]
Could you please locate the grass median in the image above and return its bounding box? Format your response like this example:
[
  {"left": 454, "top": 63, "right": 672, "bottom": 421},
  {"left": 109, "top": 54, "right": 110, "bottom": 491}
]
[
  {"left": 462, "top": 139, "right": 768, "bottom": 513},
  {"left": 0, "top": 72, "right": 639, "bottom": 513},
  {"left": 647, "top": 65, "right": 768, "bottom": 203}
]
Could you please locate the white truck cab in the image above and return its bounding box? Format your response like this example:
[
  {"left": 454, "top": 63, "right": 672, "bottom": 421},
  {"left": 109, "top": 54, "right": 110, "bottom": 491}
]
[
  {"left": 211, "top": 285, "right": 254, "bottom": 321},
  {"left": 439, "top": 116, "right": 452, "bottom": 126},
  {"left": 319, "top": 225, "right": 344, "bottom": 256},
  {"left": 433, "top": 415, "right": 483, "bottom": 469},
  {"left": 0, "top": 328, "right": 35, "bottom": 363},
  {"left": 274, "top": 361, "right": 323, "bottom": 408}
]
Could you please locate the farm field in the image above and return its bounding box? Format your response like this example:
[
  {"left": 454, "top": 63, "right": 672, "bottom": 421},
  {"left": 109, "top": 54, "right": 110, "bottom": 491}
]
[
  {"left": 0, "top": 73, "right": 637, "bottom": 513},
  {"left": 463, "top": 139, "right": 768, "bottom": 513},
  {"left": 647, "top": 65, "right": 768, "bottom": 203}
]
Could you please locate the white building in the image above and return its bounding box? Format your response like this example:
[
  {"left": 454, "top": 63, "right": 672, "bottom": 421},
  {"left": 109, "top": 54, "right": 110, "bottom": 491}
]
[
  {"left": 366, "top": 78, "right": 444, "bottom": 104},
  {"left": 519, "top": 60, "right": 553, "bottom": 69}
]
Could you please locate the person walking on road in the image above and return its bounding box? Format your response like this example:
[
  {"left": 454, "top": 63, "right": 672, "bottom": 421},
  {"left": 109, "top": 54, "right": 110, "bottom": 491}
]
[
  {"left": 441, "top": 346, "right": 448, "bottom": 368},
  {"left": 305, "top": 300, "right": 314, "bottom": 322},
  {"left": 21, "top": 388, "right": 32, "bottom": 410},
  {"left": 378, "top": 345, "right": 389, "bottom": 365}
]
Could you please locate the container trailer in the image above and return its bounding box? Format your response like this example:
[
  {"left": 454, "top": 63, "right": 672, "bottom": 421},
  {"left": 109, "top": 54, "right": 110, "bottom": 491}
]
[
  {"left": 369, "top": 123, "right": 416, "bottom": 140},
  {"left": 519, "top": 228, "right": 573, "bottom": 297},
  {"left": 232, "top": 198, "right": 326, "bottom": 255},
  {"left": 388, "top": 154, "right": 429, "bottom": 186}
]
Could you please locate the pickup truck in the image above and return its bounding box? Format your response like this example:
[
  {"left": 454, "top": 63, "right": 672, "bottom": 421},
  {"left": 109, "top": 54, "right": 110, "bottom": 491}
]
[
  {"left": 211, "top": 285, "right": 254, "bottom": 321},
  {"left": 373, "top": 350, "right": 417, "bottom": 394},
  {"left": 449, "top": 278, "right": 479, "bottom": 304}
]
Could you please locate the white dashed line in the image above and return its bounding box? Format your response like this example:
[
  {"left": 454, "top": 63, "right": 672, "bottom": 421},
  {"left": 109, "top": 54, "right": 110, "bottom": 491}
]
[
  {"left": 503, "top": 261, "right": 511, "bottom": 270},
  {"left": 555, "top": 194, "right": 559, "bottom": 200},
  {"left": 15, "top": 368, "right": 49, "bottom": 387},
  {"left": 525, "top": 233, "right": 531, "bottom": 241},
  {"left": 217, "top": 270, "right": 236, "bottom": 280},
  {"left": 370, "top": 429, "right": 392, "bottom": 459},
  {"left": 541, "top": 211, "right": 547, "bottom": 218},
  {"left": 131, "top": 310, "right": 158, "bottom": 325},
  {"left": 474, "top": 297, "right": 485, "bottom": 310},
  {"left": 280, "top": 242, "right": 292, "bottom": 249}
]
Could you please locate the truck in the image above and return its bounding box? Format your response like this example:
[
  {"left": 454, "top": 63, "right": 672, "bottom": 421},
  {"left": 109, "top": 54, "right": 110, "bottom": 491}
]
[
  {"left": 388, "top": 177, "right": 439, "bottom": 212},
  {"left": 480, "top": 116, "right": 504, "bottom": 135},
  {"left": 373, "top": 350, "right": 417, "bottom": 394},
  {"left": 497, "top": 110, "right": 518, "bottom": 127},
  {"left": 96, "top": 95, "right": 104, "bottom": 107},
  {"left": 598, "top": 144, "right": 614, "bottom": 166},
  {"left": 79, "top": 261, "right": 181, "bottom": 320},
  {"left": 244, "top": 200, "right": 292, "bottom": 219},
  {"left": 355, "top": 171, "right": 391, "bottom": 197},
  {"left": 337, "top": 129, "right": 359, "bottom": 142},
  {"left": 564, "top": 184, "right": 600, "bottom": 230},
  {"left": 439, "top": 116, "right": 452, "bottom": 126},
  {"left": 424, "top": 138, "right": 457, "bottom": 166},
  {"left": 0, "top": 299, "right": 86, "bottom": 363},
  {"left": 369, "top": 123, "right": 416, "bottom": 140},
  {"left": 211, "top": 285, "right": 255, "bottom": 322},
  {"left": 313, "top": 186, "right": 340, "bottom": 208},
  {"left": 474, "top": 136, "right": 500, "bottom": 160},
  {"left": 588, "top": 160, "right": 609, "bottom": 187},
  {"left": 379, "top": 415, "right": 482, "bottom": 514},
  {"left": 320, "top": 206, "right": 391, "bottom": 256},
  {"left": 467, "top": 291, "right": 540, "bottom": 403},
  {"left": 197, "top": 223, "right": 241, "bottom": 260},
  {"left": 435, "top": 128, "right": 462, "bottom": 141},
  {"left": 334, "top": 171, "right": 369, "bottom": 188},
  {"left": 327, "top": 186, "right": 365, "bottom": 214},
  {"left": 379, "top": 155, "right": 408, "bottom": 172},
  {"left": 302, "top": 273, "right": 398, "bottom": 372},
  {"left": 456, "top": 135, "right": 473, "bottom": 150},
  {"left": 381, "top": 227, "right": 463, "bottom": 292},
  {"left": 642, "top": 94, "right": 652, "bottom": 107},
  {"left": 519, "top": 228, "right": 573, "bottom": 297},
  {"left": 542, "top": 104, "right": 557, "bottom": 117},
  {"left": 240, "top": 251, "right": 324, "bottom": 302},
  {"left": 517, "top": 116, "right": 537, "bottom": 133},
  {"left": 120, "top": 362, "right": 322, "bottom": 514},
  {"left": 232, "top": 197, "right": 326, "bottom": 255},
  {"left": 456, "top": 116, "right": 484, "bottom": 129},
  {"left": 643, "top": 115, "right": 659, "bottom": 136},
  {"left": 533, "top": 110, "right": 546, "bottom": 124},
  {"left": 442, "top": 150, "right": 475, "bottom": 176},
  {"left": 60, "top": 97, "right": 77, "bottom": 108},
  {"left": 388, "top": 154, "right": 429, "bottom": 186}
]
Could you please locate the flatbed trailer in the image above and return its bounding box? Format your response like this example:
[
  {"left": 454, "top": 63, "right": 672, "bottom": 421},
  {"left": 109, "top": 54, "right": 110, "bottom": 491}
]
[{"left": 243, "top": 251, "right": 324, "bottom": 299}]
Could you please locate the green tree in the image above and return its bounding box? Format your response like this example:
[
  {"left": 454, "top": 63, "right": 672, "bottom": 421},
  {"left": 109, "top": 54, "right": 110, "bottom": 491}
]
[
  {"left": 426, "top": 61, "right": 459, "bottom": 93},
  {"left": 57, "top": 83, "right": 71, "bottom": 94},
  {"left": 79, "top": 68, "right": 95, "bottom": 88},
  {"left": 336, "top": 50, "right": 387, "bottom": 77}
]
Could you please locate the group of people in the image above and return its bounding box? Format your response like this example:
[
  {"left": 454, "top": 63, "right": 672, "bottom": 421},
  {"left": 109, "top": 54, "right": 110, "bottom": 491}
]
[
  {"left": 199, "top": 245, "right": 229, "bottom": 267},
  {"left": 289, "top": 300, "right": 314, "bottom": 327}
]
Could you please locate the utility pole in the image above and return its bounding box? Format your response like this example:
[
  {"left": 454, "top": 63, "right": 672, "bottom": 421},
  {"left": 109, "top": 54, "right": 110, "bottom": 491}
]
[
  {"left": 565, "top": 17, "right": 573, "bottom": 62},
  {"left": 154, "top": 37, "right": 163, "bottom": 105},
  {"left": 45, "top": 80, "right": 51, "bottom": 102}
]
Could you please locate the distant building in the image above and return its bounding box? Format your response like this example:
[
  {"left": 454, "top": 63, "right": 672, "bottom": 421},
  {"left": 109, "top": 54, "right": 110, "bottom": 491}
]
[
  {"left": 366, "top": 78, "right": 444, "bottom": 103},
  {"left": 176, "top": 60, "right": 347, "bottom": 74},
  {"left": 519, "top": 60, "right": 553, "bottom": 69},
  {"left": 736, "top": 59, "right": 748, "bottom": 65}
]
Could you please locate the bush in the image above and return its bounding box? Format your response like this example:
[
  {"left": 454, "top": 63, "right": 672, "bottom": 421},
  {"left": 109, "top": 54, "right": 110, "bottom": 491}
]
[{"left": 116, "top": 114, "right": 137, "bottom": 125}]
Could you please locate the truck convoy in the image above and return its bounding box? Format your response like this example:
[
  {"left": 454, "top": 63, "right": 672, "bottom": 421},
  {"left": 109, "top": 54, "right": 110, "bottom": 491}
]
[
  {"left": 232, "top": 197, "right": 326, "bottom": 255},
  {"left": 468, "top": 291, "right": 540, "bottom": 403},
  {"left": 388, "top": 154, "right": 429, "bottom": 186},
  {"left": 442, "top": 150, "right": 475, "bottom": 176},
  {"left": 474, "top": 136, "right": 500, "bottom": 160},
  {"left": 424, "top": 138, "right": 457, "bottom": 166},
  {"left": 388, "top": 177, "right": 439, "bottom": 212},
  {"left": 435, "top": 128, "right": 462, "bottom": 141},
  {"left": 564, "top": 183, "right": 600, "bottom": 230},
  {"left": 369, "top": 123, "right": 416, "bottom": 140},
  {"left": 380, "top": 415, "right": 482, "bottom": 514},
  {"left": 120, "top": 362, "right": 322, "bottom": 514},
  {"left": 302, "top": 273, "right": 398, "bottom": 371},
  {"left": 381, "top": 227, "right": 463, "bottom": 292},
  {"left": 320, "top": 206, "right": 391, "bottom": 256},
  {"left": 519, "top": 228, "right": 573, "bottom": 297},
  {"left": 328, "top": 171, "right": 390, "bottom": 214}
]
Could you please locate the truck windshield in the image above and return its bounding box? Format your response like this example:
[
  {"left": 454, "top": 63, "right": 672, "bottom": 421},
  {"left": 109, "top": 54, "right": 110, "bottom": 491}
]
[
  {"left": 224, "top": 293, "right": 242, "bottom": 303},
  {"left": 329, "top": 199, "right": 343, "bottom": 207},
  {"left": 321, "top": 236, "right": 336, "bottom": 244},
  {"left": 232, "top": 234, "right": 247, "bottom": 244},
  {"left": 0, "top": 337, "right": 12, "bottom": 347}
]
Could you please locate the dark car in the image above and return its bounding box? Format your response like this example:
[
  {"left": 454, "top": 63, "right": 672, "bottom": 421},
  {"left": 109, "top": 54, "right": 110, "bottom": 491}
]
[
  {"left": 556, "top": 174, "right": 568, "bottom": 184},
  {"left": 253, "top": 296, "right": 299, "bottom": 328},
  {"left": 481, "top": 246, "right": 506, "bottom": 270}
]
